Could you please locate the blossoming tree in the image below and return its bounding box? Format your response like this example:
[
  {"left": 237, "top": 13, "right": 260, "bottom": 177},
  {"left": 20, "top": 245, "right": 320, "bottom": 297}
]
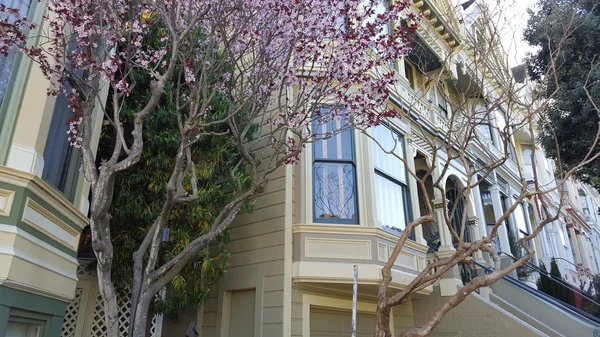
[{"left": 2, "top": 0, "right": 419, "bottom": 336}]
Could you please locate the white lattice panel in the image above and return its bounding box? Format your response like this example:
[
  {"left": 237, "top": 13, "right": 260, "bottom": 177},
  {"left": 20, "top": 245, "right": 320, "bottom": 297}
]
[
  {"left": 62, "top": 264, "right": 162, "bottom": 337},
  {"left": 61, "top": 287, "right": 83, "bottom": 337}
]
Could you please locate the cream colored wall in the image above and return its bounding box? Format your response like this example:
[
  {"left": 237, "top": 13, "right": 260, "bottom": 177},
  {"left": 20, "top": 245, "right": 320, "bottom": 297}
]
[
  {"left": 291, "top": 287, "right": 415, "bottom": 337},
  {"left": 310, "top": 307, "right": 374, "bottom": 337},
  {"left": 199, "top": 165, "right": 288, "bottom": 337},
  {"left": 0, "top": 230, "right": 78, "bottom": 302}
]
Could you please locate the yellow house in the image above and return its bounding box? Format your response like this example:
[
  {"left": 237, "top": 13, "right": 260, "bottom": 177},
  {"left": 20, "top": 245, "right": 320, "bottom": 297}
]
[{"left": 1, "top": 1, "right": 599, "bottom": 337}]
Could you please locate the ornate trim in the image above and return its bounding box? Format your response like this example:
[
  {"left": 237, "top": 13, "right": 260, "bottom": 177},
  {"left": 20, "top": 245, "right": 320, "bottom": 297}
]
[
  {"left": 0, "top": 189, "right": 15, "bottom": 217},
  {"left": 22, "top": 198, "right": 80, "bottom": 250}
]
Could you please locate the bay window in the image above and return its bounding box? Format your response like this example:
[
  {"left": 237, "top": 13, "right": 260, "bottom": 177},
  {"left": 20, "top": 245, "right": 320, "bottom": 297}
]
[
  {"left": 313, "top": 107, "right": 358, "bottom": 223},
  {"left": 371, "top": 124, "right": 410, "bottom": 231}
]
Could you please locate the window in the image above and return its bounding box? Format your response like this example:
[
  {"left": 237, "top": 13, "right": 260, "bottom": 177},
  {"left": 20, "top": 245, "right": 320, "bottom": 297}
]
[
  {"left": 521, "top": 145, "right": 534, "bottom": 181},
  {"left": 42, "top": 38, "right": 85, "bottom": 200},
  {"left": 372, "top": 124, "right": 410, "bottom": 231},
  {"left": 479, "top": 188, "right": 496, "bottom": 226},
  {"left": 42, "top": 89, "right": 82, "bottom": 200},
  {"left": 474, "top": 104, "right": 493, "bottom": 142},
  {"left": 313, "top": 107, "right": 358, "bottom": 223},
  {"left": 515, "top": 202, "right": 530, "bottom": 238},
  {"left": 404, "top": 61, "right": 415, "bottom": 89},
  {"left": 427, "top": 83, "right": 448, "bottom": 115},
  {"left": 0, "top": 0, "right": 33, "bottom": 129},
  {"left": 6, "top": 321, "right": 42, "bottom": 337}
]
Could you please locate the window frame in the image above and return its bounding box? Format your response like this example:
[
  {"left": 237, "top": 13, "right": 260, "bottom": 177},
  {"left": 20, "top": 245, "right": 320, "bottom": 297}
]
[
  {"left": 0, "top": 0, "right": 43, "bottom": 164},
  {"left": 371, "top": 123, "right": 412, "bottom": 233},
  {"left": 312, "top": 106, "right": 359, "bottom": 224},
  {"left": 474, "top": 103, "right": 494, "bottom": 144}
]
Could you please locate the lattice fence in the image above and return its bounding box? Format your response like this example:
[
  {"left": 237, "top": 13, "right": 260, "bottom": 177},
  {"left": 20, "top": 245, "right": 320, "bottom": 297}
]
[
  {"left": 61, "top": 287, "right": 83, "bottom": 337},
  {"left": 61, "top": 264, "right": 163, "bottom": 337}
]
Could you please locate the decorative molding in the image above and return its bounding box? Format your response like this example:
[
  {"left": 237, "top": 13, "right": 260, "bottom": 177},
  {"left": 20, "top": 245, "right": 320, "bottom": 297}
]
[
  {"left": 377, "top": 242, "right": 388, "bottom": 262},
  {"left": 6, "top": 144, "right": 45, "bottom": 177},
  {"left": 0, "top": 165, "right": 88, "bottom": 227},
  {"left": 0, "top": 246, "right": 78, "bottom": 281},
  {"left": 293, "top": 261, "right": 433, "bottom": 294},
  {"left": 22, "top": 198, "right": 80, "bottom": 250},
  {"left": 0, "top": 189, "right": 15, "bottom": 217},
  {"left": 0, "top": 278, "right": 73, "bottom": 303},
  {"left": 0, "top": 224, "right": 78, "bottom": 264},
  {"left": 305, "top": 237, "right": 371, "bottom": 260},
  {"left": 391, "top": 247, "right": 417, "bottom": 270},
  {"left": 292, "top": 224, "right": 429, "bottom": 254}
]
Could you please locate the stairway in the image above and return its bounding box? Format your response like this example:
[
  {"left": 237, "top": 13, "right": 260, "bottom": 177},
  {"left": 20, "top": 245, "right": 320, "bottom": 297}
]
[{"left": 474, "top": 260, "right": 600, "bottom": 337}]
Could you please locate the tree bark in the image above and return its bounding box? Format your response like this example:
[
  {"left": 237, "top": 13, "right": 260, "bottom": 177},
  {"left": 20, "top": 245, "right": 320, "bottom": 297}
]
[
  {"left": 96, "top": 258, "right": 120, "bottom": 337},
  {"left": 374, "top": 303, "right": 392, "bottom": 337},
  {"left": 131, "top": 294, "right": 152, "bottom": 337}
]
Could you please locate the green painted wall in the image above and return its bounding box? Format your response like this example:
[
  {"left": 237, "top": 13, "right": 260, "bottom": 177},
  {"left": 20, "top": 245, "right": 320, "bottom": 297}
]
[
  {"left": 0, "top": 286, "right": 68, "bottom": 337},
  {"left": 0, "top": 180, "right": 79, "bottom": 257}
]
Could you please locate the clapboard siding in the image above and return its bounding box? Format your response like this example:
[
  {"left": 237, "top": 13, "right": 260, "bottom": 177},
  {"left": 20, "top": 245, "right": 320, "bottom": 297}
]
[{"left": 200, "top": 134, "right": 288, "bottom": 337}]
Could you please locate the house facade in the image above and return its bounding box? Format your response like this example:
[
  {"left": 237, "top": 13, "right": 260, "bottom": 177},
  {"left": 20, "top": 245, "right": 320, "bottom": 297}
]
[{"left": 0, "top": 1, "right": 599, "bottom": 337}]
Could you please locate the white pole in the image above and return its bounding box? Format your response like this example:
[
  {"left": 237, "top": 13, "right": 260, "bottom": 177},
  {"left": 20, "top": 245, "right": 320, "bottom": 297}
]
[{"left": 352, "top": 265, "right": 358, "bottom": 337}]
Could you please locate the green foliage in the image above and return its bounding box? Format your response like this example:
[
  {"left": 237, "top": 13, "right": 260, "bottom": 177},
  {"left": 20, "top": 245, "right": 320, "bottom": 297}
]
[
  {"left": 537, "top": 258, "right": 575, "bottom": 306},
  {"left": 507, "top": 227, "right": 533, "bottom": 281},
  {"left": 524, "top": 0, "right": 600, "bottom": 191},
  {"left": 98, "top": 22, "right": 252, "bottom": 319},
  {"left": 581, "top": 275, "right": 600, "bottom": 318}
]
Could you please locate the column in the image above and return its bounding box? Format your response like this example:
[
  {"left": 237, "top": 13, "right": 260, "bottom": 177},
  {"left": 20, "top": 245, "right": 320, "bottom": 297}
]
[
  {"left": 489, "top": 185, "right": 511, "bottom": 254},
  {"left": 433, "top": 194, "right": 454, "bottom": 253},
  {"left": 576, "top": 231, "right": 592, "bottom": 271}
]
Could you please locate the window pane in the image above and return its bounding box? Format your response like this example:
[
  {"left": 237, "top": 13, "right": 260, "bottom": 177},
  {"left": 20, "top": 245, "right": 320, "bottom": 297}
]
[
  {"left": 0, "top": 0, "right": 32, "bottom": 106},
  {"left": 374, "top": 173, "right": 406, "bottom": 230},
  {"left": 522, "top": 147, "right": 534, "bottom": 180},
  {"left": 6, "top": 321, "right": 41, "bottom": 337},
  {"left": 514, "top": 201, "right": 528, "bottom": 235},
  {"left": 474, "top": 104, "right": 493, "bottom": 141},
  {"left": 371, "top": 124, "right": 405, "bottom": 182},
  {"left": 480, "top": 191, "right": 496, "bottom": 225},
  {"left": 314, "top": 163, "right": 357, "bottom": 221},
  {"left": 313, "top": 108, "right": 353, "bottom": 161},
  {"left": 42, "top": 91, "right": 78, "bottom": 195}
]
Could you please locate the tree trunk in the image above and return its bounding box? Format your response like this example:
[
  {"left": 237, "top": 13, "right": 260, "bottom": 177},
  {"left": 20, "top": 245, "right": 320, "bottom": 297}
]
[
  {"left": 375, "top": 303, "right": 392, "bottom": 337},
  {"left": 131, "top": 294, "right": 152, "bottom": 337},
  {"left": 97, "top": 264, "right": 120, "bottom": 337}
]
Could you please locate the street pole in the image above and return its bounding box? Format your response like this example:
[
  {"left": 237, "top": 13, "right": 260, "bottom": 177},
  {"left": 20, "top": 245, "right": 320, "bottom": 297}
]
[{"left": 352, "top": 264, "right": 358, "bottom": 337}]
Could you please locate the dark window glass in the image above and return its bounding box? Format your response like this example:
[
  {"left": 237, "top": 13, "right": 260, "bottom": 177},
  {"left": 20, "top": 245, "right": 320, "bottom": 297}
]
[{"left": 313, "top": 107, "right": 358, "bottom": 223}]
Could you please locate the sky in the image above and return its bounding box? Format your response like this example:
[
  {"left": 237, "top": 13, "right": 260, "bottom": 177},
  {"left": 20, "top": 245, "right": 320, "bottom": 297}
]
[
  {"left": 452, "top": 0, "right": 539, "bottom": 66},
  {"left": 488, "top": 0, "right": 539, "bottom": 67}
]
